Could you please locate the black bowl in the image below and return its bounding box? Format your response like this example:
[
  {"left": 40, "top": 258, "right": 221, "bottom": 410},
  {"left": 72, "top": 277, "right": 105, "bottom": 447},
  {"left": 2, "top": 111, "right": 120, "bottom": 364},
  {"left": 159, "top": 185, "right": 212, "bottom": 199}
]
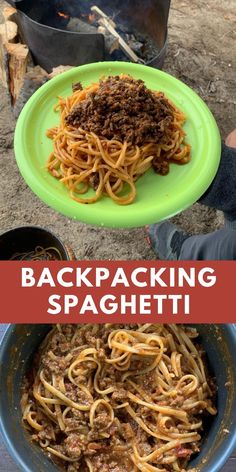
[
  {"left": 0, "top": 226, "right": 71, "bottom": 260},
  {"left": 0, "top": 324, "right": 236, "bottom": 472}
]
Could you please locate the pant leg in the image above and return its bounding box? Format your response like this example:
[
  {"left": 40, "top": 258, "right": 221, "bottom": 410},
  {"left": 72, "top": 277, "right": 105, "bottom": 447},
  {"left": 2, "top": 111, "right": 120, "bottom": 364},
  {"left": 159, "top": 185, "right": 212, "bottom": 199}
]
[
  {"left": 179, "top": 228, "right": 236, "bottom": 260},
  {"left": 199, "top": 143, "right": 236, "bottom": 221}
]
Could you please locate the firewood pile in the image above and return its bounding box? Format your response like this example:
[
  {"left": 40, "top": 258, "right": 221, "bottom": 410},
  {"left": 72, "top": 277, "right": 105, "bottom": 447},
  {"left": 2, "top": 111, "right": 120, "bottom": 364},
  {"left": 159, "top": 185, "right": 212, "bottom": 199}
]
[{"left": 0, "top": 2, "right": 73, "bottom": 117}]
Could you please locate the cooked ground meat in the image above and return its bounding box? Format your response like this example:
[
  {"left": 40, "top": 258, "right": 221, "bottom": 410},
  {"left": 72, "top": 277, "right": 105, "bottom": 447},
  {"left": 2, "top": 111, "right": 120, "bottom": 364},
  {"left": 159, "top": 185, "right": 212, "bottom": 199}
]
[
  {"left": 65, "top": 383, "right": 92, "bottom": 406},
  {"left": 65, "top": 75, "right": 175, "bottom": 147},
  {"left": 120, "top": 423, "right": 135, "bottom": 441},
  {"left": 152, "top": 155, "right": 170, "bottom": 175},
  {"left": 65, "top": 434, "right": 82, "bottom": 458},
  {"left": 93, "top": 411, "right": 110, "bottom": 430},
  {"left": 42, "top": 356, "right": 69, "bottom": 376},
  {"left": 111, "top": 388, "right": 127, "bottom": 404},
  {"left": 89, "top": 172, "right": 100, "bottom": 190},
  {"left": 72, "top": 81, "right": 83, "bottom": 92},
  {"left": 89, "top": 451, "right": 132, "bottom": 472}
]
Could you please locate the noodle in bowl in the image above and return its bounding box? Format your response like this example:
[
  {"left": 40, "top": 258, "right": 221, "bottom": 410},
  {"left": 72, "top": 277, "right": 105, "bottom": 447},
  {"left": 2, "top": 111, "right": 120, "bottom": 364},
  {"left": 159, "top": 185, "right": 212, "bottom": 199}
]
[
  {"left": 0, "top": 324, "right": 236, "bottom": 472},
  {"left": 21, "top": 324, "right": 216, "bottom": 472}
]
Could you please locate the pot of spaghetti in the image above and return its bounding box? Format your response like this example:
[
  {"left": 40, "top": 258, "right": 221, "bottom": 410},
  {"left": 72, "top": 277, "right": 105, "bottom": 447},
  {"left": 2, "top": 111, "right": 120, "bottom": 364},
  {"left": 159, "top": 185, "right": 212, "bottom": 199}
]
[
  {"left": 0, "top": 324, "right": 236, "bottom": 472},
  {"left": 0, "top": 226, "right": 72, "bottom": 260}
]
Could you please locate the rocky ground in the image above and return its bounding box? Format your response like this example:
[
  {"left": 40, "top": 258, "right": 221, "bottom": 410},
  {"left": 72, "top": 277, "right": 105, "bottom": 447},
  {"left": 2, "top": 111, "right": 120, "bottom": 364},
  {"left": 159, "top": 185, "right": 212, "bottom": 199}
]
[{"left": 0, "top": 0, "right": 235, "bottom": 259}]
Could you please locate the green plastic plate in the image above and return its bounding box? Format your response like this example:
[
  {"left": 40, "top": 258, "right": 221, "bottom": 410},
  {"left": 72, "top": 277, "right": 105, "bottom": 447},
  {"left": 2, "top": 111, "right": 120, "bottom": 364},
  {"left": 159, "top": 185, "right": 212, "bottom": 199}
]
[{"left": 14, "top": 62, "right": 221, "bottom": 228}]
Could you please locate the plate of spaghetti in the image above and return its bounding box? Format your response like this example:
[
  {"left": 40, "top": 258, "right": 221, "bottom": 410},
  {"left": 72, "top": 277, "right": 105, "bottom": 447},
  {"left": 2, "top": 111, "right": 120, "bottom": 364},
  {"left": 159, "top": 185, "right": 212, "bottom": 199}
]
[
  {"left": 14, "top": 62, "right": 221, "bottom": 227},
  {"left": 21, "top": 324, "right": 217, "bottom": 472}
]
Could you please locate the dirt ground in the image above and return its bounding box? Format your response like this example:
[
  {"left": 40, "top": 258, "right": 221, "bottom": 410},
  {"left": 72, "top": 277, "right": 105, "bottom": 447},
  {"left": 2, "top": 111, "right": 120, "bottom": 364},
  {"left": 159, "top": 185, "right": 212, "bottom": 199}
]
[{"left": 0, "top": 0, "right": 235, "bottom": 260}]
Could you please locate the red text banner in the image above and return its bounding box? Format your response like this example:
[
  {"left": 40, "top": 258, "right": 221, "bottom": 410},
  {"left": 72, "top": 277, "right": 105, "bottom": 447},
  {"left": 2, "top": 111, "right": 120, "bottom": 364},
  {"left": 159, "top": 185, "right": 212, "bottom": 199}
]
[{"left": 0, "top": 261, "right": 234, "bottom": 323}]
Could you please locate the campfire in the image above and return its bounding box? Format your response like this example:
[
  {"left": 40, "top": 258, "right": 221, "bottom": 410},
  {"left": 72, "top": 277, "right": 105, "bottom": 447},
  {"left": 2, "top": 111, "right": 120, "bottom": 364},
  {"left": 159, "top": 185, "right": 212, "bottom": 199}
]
[
  {"left": 57, "top": 12, "right": 70, "bottom": 20},
  {"left": 54, "top": 5, "right": 144, "bottom": 63},
  {"left": 0, "top": 0, "right": 170, "bottom": 115}
]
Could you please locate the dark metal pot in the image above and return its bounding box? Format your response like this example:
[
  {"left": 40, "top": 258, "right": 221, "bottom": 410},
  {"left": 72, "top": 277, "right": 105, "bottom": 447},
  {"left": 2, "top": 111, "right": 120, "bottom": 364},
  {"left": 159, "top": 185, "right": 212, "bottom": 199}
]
[
  {"left": 6, "top": 0, "right": 104, "bottom": 72},
  {"left": 0, "top": 324, "right": 236, "bottom": 472},
  {"left": 0, "top": 226, "right": 72, "bottom": 260},
  {"left": 6, "top": 0, "right": 170, "bottom": 72}
]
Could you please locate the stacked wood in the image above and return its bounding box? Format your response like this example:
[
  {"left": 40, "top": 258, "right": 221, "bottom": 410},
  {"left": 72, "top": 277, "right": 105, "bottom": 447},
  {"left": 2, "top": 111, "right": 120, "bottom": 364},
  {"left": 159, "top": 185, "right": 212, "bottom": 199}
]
[
  {"left": 0, "top": 0, "right": 77, "bottom": 111},
  {"left": 5, "top": 43, "right": 29, "bottom": 103},
  {"left": 0, "top": 38, "right": 9, "bottom": 89},
  {"left": 13, "top": 65, "right": 75, "bottom": 118},
  {"left": 2, "top": 5, "right": 17, "bottom": 22},
  {"left": 13, "top": 65, "right": 48, "bottom": 118},
  {"left": 0, "top": 2, "right": 46, "bottom": 108},
  {"left": 0, "top": 21, "right": 18, "bottom": 44},
  {"left": 0, "top": 3, "right": 18, "bottom": 91}
]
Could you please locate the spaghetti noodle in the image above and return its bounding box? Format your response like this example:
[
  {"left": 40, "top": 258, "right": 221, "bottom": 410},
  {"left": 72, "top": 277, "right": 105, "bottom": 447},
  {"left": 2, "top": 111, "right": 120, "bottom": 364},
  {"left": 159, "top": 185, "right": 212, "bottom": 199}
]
[
  {"left": 46, "top": 75, "right": 191, "bottom": 205},
  {"left": 21, "top": 324, "right": 216, "bottom": 472},
  {"left": 9, "top": 246, "right": 63, "bottom": 261}
]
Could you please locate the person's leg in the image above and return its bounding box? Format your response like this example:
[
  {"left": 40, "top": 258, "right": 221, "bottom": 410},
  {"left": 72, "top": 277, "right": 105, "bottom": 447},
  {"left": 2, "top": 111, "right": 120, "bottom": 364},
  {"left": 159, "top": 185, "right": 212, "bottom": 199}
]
[
  {"left": 199, "top": 131, "right": 236, "bottom": 223},
  {"left": 147, "top": 222, "right": 236, "bottom": 260},
  {"left": 147, "top": 222, "right": 189, "bottom": 260},
  {"left": 179, "top": 228, "right": 236, "bottom": 260}
]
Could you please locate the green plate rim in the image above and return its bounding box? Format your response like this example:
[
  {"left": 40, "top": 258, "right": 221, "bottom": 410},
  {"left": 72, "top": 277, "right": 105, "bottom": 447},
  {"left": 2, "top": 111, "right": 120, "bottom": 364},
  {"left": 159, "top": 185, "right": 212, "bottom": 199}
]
[{"left": 14, "top": 61, "right": 221, "bottom": 228}]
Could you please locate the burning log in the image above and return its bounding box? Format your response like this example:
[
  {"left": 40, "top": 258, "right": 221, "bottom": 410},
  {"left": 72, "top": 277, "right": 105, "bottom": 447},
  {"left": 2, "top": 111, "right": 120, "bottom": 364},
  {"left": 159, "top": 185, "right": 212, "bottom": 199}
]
[
  {"left": 67, "top": 13, "right": 119, "bottom": 57},
  {"left": 98, "top": 26, "right": 119, "bottom": 54},
  {"left": 67, "top": 17, "right": 98, "bottom": 35},
  {"left": 91, "top": 5, "right": 144, "bottom": 63}
]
